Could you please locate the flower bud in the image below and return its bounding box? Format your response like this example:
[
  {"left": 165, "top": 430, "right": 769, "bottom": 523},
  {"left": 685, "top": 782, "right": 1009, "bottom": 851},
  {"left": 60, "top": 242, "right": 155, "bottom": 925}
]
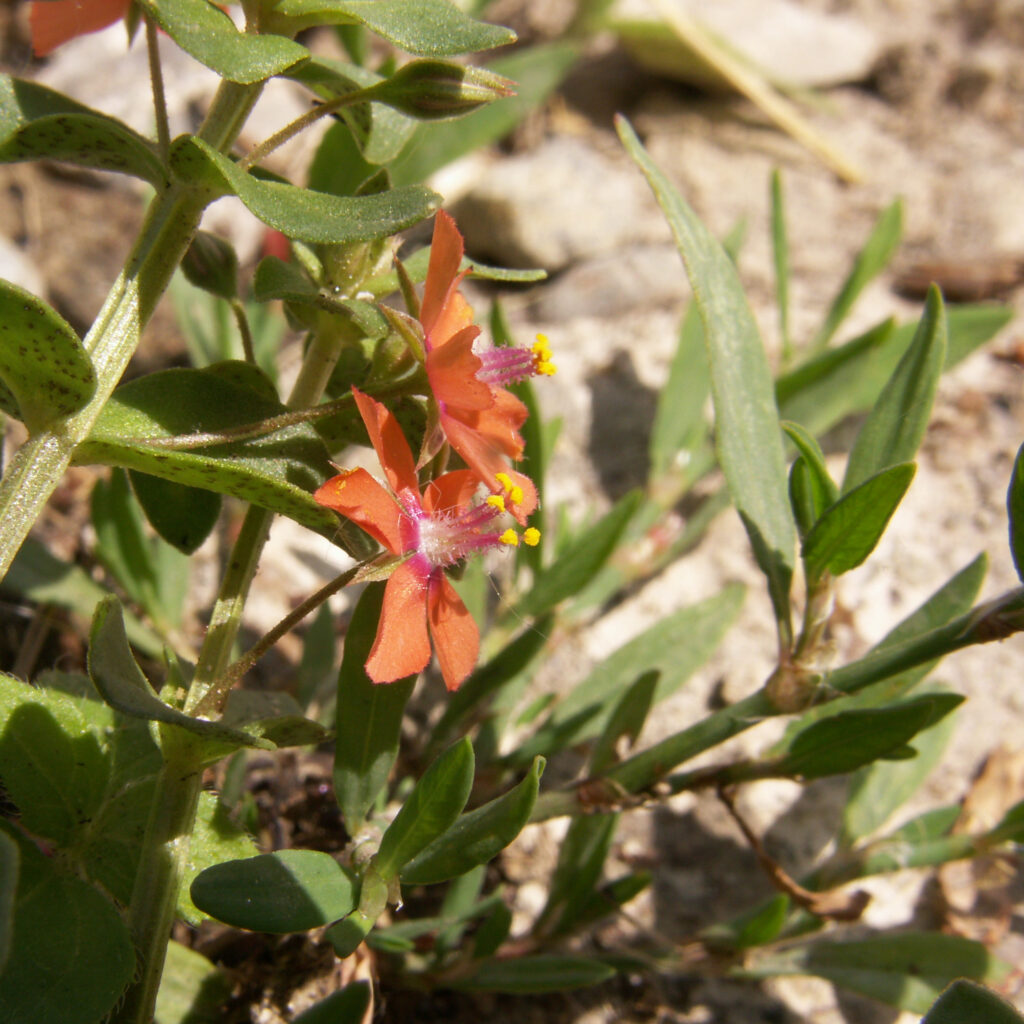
[
  {"left": 364, "top": 60, "right": 516, "bottom": 120},
  {"left": 181, "top": 230, "right": 238, "bottom": 301}
]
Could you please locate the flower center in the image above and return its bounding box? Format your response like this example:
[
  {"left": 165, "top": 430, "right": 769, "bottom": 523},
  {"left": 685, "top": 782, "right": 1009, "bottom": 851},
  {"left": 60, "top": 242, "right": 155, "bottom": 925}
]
[{"left": 475, "top": 334, "right": 556, "bottom": 387}]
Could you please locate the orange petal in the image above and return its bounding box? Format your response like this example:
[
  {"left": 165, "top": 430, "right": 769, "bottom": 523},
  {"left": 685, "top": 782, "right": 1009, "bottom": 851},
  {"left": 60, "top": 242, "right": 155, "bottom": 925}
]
[
  {"left": 421, "top": 470, "right": 480, "bottom": 514},
  {"left": 429, "top": 288, "right": 475, "bottom": 351},
  {"left": 499, "top": 469, "right": 538, "bottom": 524},
  {"left": 352, "top": 388, "right": 420, "bottom": 498},
  {"left": 365, "top": 560, "right": 431, "bottom": 683},
  {"left": 426, "top": 326, "right": 491, "bottom": 412},
  {"left": 428, "top": 573, "right": 479, "bottom": 691},
  {"left": 314, "top": 468, "right": 403, "bottom": 554},
  {"left": 421, "top": 211, "right": 464, "bottom": 337},
  {"left": 30, "top": 0, "right": 128, "bottom": 56}
]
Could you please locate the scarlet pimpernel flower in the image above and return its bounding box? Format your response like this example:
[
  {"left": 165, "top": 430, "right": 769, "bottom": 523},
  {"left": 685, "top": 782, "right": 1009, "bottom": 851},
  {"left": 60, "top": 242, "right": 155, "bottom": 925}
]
[
  {"left": 418, "top": 211, "right": 555, "bottom": 524},
  {"left": 314, "top": 389, "right": 538, "bottom": 692},
  {"left": 29, "top": 0, "right": 131, "bottom": 57}
]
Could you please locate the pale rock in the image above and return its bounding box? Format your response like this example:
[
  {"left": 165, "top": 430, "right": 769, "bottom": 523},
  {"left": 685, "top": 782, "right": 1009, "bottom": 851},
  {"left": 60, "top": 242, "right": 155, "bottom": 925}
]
[
  {"left": 0, "top": 236, "right": 44, "bottom": 297},
  {"left": 612, "top": 0, "right": 882, "bottom": 89},
  {"left": 452, "top": 136, "right": 669, "bottom": 272}
]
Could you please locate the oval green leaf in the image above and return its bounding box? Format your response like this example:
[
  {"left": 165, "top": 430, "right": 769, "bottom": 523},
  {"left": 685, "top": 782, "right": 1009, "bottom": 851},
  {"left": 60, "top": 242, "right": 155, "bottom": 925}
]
[
  {"left": 401, "top": 756, "right": 544, "bottom": 885},
  {"left": 191, "top": 850, "right": 358, "bottom": 933},
  {"left": 0, "top": 279, "right": 95, "bottom": 433},
  {"left": 274, "top": 0, "right": 515, "bottom": 56},
  {"left": 129, "top": 471, "right": 222, "bottom": 555},
  {"left": 141, "top": 0, "right": 308, "bottom": 83},
  {"left": 170, "top": 136, "right": 440, "bottom": 244},
  {"left": 924, "top": 979, "right": 1024, "bottom": 1024},
  {"left": 0, "top": 75, "right": 165, "bottom": 185},
  {"left": 75, "top": 365, "right": 339, "bottom": 537},
  {"left": 374, "top": 737, "right": 474, "bottom": 880}
]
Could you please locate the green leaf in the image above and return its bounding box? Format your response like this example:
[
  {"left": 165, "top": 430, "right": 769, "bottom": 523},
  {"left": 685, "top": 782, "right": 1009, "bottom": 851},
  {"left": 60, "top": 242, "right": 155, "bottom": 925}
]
[
  {"left": 141, "top": 0, "right": 308, "bottom": 83},
  {"left": 1007, "top": 442, "right": 1024, "bottom": 584},
  {"left": 776, "top": 694, "right": 964, "bottom": 779},
  {"left": 513, "top": 585, "right": 744, "bottom": 765},
  {"left": 129, "top": 470, "right": 222, "bottom": 555},
  {"left": 76, "top": 366, "right": 340, "bottom": 537},
  {"left": 191, "top": 850, "right": 358, "bottom": 933},
  {"left": 778, "top": 304, "right": 1009, "bottom": 441},
  {"left": 155, "top": 941, "right": 232, "bottom": 1024},
  {"left": 88, "top": 597, "right": 274, "bottom": 754},
  {"left": 0, "top": 826, "right": 135, "bottom": 1024},
  {"left": 400, "top": 756, "right": 544, "bottom": 884},
  {"left": 649, "top": 302, "right": 711, "bottom": 485},
  {"left": 390, "top": 42, "right": 578, "bottom": 185},
  {"left": 513, "top": 490, "right": 641, "bottom": 620},
  {"left": 1, "top": 538, "right": 165, "bottom": 658},
  {"left": 843, "top": 285, "right": 946, "bottom": 492},
  {"left": 0, "top": 831, "right": 16, "bottom": 973},
  {"left": 746, "top": 932, "right": 1010, "bottom": 1014},
  {"left": 292, "top": 984, "right": 372, "bottom": 1024},
  {"left": 841, "top": 688, "right": 959, "bottom": 844},
  {"left": 811, "top": 199, "right": 902, "bottom": 351},
  {"left": 802, "top": 462, "right": 916, "bottom": 581},
  {"left": 334, "top": 584, "right": 416, "bottom": 832},
  {"left": 286, "top": 56, "right": 416, "bottom": 166},
  {"left": 539, "top": 813, "right": 617, "bottom": 936},
  {"left": 0, "top": 75, "right": 165, "bottom": 185},
  {"left": 452, "top": 955, "right": 616, "bottom": 993},
  {"left": 430, "top": 617, "right": 553, "bottom": 750},
  {"left": 783, "top": 421, "right": 838, "bottom": 538},
  {"left": 221, "top": 690, "right": 332, "bottom": 749},
  {"left": 274, "top": 0, "right": 516, "bottom": 56},
  {"left": 782, "top": 423, "right": 838, "bottom": 506},
  {"left": 0, "top": 278, "right": 95, "bottom": 433},
  {"left": 771, "top": 169, "right": 791, "bottom": 356},
  {"left": 374, "top": 737, "right": 474, "bottom": 880},
  {"left": 617, "top": 115, "right": 796, "bottom": 629},
  {"left": 924, "top": 980, "right": 1024, "bottom": 1024},
  {"left": 588, "top": 669, "right": 659, "bottom": 775},
  {"left": 170, "top": 136, "right": 440, "bottom": 244}
]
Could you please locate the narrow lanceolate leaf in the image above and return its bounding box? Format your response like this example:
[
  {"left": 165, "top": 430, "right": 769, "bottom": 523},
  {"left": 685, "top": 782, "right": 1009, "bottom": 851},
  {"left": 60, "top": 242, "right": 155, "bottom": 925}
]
[
  {"left": 513, "top": 490, "right": 641, "bottom": 621},
  {"left": 810, "top": 199, "right": 902, "bottom": 352},
  {"left": 923, "top": 979, "right": 1024, "bottom": 1024},
  {"left": 745, "top": 932, "right": 1011, "bottom": 1014},
  {"left": 0, "top": 279, "right": 95, "bottom": 433},
  {"left": 775, "top": 693, "right": 963, "bottom": 779},
  {"left": 75, "top": 366, "right": 339, "bottom": 537},
  {"left": 0, "top": 75, "right": 164, "bottom": 185},
  {"left": 801, "top": 462, "right": 915, "bottom": 581},
  {"left": 452, "top": 956, "right": 616, "bottom": 993},
  {"left": 783, "top": 421, "right": 839, "bottom": 538},
  {"left": 334, "top": 584, "right": 416, "bottom": 833},
  {"left": 170, "top": 137, "right": 440, "bottom": 244},
  {"left": 842, "top": 286, "right": 946, "bottom": 493},
  {"left": 191, "top": 850, "right": 358, "bottom": 933},
  {"left": 88, "top": 597, "right": 273, "bottom": 754},
  {"left": 374, "top": 738, "right": 475, "bottom": 880},
  {"left": 1007, "top": 443, "right": 1024, "bottom": 583},
  {"left": 400, "top": 756, "right": 544, "bottom": 885},
  {"left": 274, "top": 0, "right": 516, "bottom": 56},
  {"left": 617, "top": 115, "right": 795, "bottom": 626},
  {"left": 140, "top": 0, "right": 308, "bottom": 83}
]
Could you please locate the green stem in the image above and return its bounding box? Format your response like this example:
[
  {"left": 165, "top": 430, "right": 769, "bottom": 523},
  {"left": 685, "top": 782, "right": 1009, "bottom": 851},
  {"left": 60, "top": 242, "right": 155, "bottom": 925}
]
[
  {"left": 0, "top": 77, "right": 263, "bottom": 584},
  {"left": 145, "top": 13, "right": 171, "bottom": 165}
]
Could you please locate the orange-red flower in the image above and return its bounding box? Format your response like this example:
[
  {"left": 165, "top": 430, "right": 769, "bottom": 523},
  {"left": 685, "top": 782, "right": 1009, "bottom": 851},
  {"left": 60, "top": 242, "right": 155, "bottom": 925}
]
[
  {"left": 314, "top": 389, "right": 537, "bottom": 691},
  {"left": 29, "top": 0, "right": 130, "bottom": 57},
  {"left": 419, "top": 211, "right": 554, "bottom": 524}
]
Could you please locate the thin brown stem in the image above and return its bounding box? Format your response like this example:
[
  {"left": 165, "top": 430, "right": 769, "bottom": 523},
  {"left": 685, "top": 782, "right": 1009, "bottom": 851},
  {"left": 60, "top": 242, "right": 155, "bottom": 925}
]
[{"left": 230, "top": 298, "right": 257, "bottom": 364}]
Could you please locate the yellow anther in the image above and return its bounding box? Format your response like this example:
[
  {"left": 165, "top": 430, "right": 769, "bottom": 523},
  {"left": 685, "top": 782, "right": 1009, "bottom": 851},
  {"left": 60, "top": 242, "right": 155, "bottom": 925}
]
[
  {"left": 495, "top": 472, "right": 513, "bottom": 491},
  {"left": 486, "top": 494, "right": 506, "bottom": 512},
  {"left": 508, "top": 485, "right": 524, "bottom": 505},
  {"left": 499, "top": 529, "right": 519, "bottom": 547},
  {"left": 523, "top": 527, "right": 541, "bottom": 546},
  {"left": 532, "top": 335, "right": 556, "bottom": 375}
]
